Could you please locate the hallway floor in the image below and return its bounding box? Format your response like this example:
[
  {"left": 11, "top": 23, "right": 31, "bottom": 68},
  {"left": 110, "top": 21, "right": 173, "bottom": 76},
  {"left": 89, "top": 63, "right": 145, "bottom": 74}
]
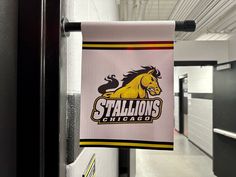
[{"left": 136, "top": 131, "right": 216, "bottom": 177}]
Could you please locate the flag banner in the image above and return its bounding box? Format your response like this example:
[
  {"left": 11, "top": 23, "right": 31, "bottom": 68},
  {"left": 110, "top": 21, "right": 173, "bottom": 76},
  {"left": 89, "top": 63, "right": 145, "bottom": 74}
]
[{"left": 80, "top": 22, "right": 174, "bottom": 150}]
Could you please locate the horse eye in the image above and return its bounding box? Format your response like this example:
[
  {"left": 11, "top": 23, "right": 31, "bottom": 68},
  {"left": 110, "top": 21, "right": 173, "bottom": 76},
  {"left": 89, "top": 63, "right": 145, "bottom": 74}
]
[{"left": 151, "top": 78, "right": 154, "bottom": 81}]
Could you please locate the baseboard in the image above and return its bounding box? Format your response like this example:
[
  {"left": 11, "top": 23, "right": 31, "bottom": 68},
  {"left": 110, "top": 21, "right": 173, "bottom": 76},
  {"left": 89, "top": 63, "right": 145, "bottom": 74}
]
[{"left": 188, "top": 139, "right": 212, "bottom": 159}]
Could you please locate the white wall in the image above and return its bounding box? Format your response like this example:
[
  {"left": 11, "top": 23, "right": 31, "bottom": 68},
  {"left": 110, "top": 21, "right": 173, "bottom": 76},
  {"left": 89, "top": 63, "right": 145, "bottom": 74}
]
[
  {"left": 174, "top": 41, "right": 228, "bottom": 63},
  {"left": 174, "top": 67, "right": 213, "bottom": 93},
  {"left": 174, "top": 66, "right": 213, "bottom": 156},
  {"left": 174, "top": 96, "right": 179, "bottom": 132},
  {"left": 66, "top": 1, "right": 119, "bottom": 176},
  {"left": 67, "top": 0, "right": 119, "bottom": 93},
  {"left": 229, "top": 33, "right": 236, "bottom": 62},
  {"left": 67, "top": 148, "right": 118, "bottom": 177}
]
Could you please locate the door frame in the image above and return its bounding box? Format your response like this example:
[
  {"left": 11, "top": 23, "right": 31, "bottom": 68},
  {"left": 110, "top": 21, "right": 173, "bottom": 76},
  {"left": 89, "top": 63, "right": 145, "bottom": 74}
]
[
  {"left": 17, "top": 0, "right": 67, "bottom": 176},
  {"left": 178, "top": 74, "right": 187, "bottom": 134}
]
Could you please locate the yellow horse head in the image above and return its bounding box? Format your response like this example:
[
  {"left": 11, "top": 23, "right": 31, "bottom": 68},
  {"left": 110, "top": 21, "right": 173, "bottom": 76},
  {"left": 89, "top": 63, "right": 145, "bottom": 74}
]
[
  {"left": 98, "top": 66, "right": 162, "bottom": 99},
  {"left": 140, "top": 69, "right": 162, "bottom": 96}
]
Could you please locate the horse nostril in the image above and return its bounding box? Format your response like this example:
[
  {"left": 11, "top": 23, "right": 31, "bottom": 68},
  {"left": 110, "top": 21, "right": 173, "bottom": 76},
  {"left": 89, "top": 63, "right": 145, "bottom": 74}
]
[{"left": 156, "top": 88, "right": 161, "bottom": 92}]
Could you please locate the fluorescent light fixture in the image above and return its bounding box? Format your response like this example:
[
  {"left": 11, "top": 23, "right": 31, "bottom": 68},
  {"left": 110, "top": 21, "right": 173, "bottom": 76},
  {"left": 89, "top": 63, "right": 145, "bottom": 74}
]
[{"left": 196, "top": 33, "right": 231, "bottom": 41}]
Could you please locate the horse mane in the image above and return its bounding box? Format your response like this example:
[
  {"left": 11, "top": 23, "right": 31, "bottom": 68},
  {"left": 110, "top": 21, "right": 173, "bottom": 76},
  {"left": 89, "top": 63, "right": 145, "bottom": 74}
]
[{"left": 121, "top": 66, "right": 161, "bottom": 86}]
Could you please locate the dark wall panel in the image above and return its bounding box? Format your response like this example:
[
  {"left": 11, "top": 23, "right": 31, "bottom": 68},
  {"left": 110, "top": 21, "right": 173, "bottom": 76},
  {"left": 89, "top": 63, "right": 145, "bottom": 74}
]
[
  {"left": 18, "top": 0, "right": 67, "bottom": 176},
  {"left": 213, "top": 61, "right": 236, "bottom": 177},
  {"left": 214, "top": 135, "right": 236, "bottom": 177},
  {"left": 214, "top": 62, "right": 236, "bottom": 132},
  {"left": 0, "top": 0, "right": 17, "bottom": 176},
  {"left": 18, "top": 0, "right": 42, "bottom": 175}
]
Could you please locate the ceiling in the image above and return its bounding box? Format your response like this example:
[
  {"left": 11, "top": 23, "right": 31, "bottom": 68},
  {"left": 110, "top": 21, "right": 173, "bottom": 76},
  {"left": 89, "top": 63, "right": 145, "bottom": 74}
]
[{"left": 118, "top": 0, "right": 236, "bottom": 41}]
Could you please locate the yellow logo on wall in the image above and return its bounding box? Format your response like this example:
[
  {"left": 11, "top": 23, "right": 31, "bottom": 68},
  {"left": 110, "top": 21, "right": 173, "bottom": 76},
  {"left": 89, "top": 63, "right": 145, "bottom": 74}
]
[{"left": 91, "top": 66, "right": 163, "bottom": 124}]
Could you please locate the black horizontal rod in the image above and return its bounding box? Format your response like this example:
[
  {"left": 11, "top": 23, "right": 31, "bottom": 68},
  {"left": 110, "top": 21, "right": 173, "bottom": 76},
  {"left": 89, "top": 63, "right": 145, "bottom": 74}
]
[
  {"left": 175, "top": 20, "right": 196, "bottom": 32},
  {"left": 64, "top": 20, "right": 196, "bottom": 32}
]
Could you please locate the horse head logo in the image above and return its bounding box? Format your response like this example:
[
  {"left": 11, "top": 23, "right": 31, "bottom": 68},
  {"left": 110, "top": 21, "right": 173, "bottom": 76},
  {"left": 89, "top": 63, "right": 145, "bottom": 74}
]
[
  {"left": 98, "top": 66, "right": 162, "bottom": 99},
  {"left": 139, "top": 69, "right": 162, "bottom": 96}
]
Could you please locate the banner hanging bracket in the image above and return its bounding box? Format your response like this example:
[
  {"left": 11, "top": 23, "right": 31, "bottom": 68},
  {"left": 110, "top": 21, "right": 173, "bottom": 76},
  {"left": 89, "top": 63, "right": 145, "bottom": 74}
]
[{"left": 61, "top": 17, "right": 196, "bottom": 37}]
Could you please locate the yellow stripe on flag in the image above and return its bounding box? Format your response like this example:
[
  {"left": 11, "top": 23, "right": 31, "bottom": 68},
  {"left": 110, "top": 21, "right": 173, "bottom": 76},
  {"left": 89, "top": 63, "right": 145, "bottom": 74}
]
[
  {"left": 82, "top": 43, "right": 174, "bottom": 48},
  {"left": 80, "top": 141, "right": 173, "bottom": 149}
]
